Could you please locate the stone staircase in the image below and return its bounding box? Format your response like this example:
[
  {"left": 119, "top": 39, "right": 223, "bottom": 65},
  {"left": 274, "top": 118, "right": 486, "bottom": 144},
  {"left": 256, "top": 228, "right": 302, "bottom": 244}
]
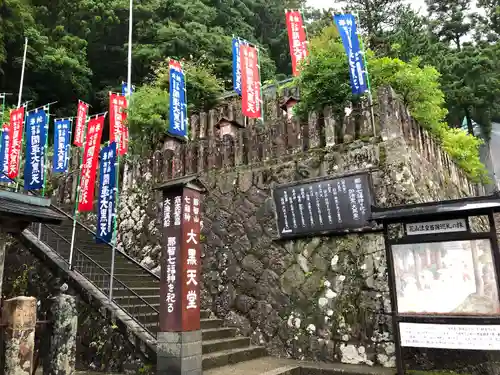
[{"left": 18, "top": 204, "right": 267, "bottom": 371}]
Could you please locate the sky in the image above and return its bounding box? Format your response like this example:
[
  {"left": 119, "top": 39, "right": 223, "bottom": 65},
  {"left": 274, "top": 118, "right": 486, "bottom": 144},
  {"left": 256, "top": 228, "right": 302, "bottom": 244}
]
[
  {"left": 306, "top": 0, "right": 428, "bottom": 13},
  {"left": 306, "top": 0, "right": 479, "bottom": 14}
]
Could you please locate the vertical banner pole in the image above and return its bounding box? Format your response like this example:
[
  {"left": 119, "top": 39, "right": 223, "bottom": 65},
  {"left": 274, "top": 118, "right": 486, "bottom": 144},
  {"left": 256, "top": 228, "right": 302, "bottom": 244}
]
[
  {"left": 354, "top": 11, "right": 376, "bottom": 137},
  {"left": 109, "top": 98, "right": 123, "bottom": 301},
  {"left": 17, "top": 38, "right": 28, "bottom": 108},
  {"left": 256, "top": 47, "right": 265, "bottom": 124},
  {"left": 126, "top": 0, "right": 133, "bottom": 98},
  {"left": 38, "top": 104, "right": 51, "bottom": 238},
  {"left": 68, "top": 118, "right": 87, "bottom": 268}
]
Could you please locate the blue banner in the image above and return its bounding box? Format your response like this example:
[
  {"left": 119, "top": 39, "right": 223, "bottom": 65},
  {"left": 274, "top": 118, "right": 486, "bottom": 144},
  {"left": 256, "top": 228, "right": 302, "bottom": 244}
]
[
  {"left": 53, "top": 119, "right": 71, "bottom": 173},
  {"left": 0, "top": 126, "right": 12, "bottom": 183},
  {"left": 121, "top": 82, "right": 135, "bottom": 96},
  {"left": 333, "top": 14, "right": 368, "bottom": 96},
  {"left": 24, "top": 109, "right": 47, "bottom": 190},
  {"left": 232, "top": 37, "right": 243, "bottom": 95},
  {"left": 168, "top": 61, "right": 187, "bottom": 138},
  {"left": 97, "top": 142, "right": 117, "bottom": 244}
]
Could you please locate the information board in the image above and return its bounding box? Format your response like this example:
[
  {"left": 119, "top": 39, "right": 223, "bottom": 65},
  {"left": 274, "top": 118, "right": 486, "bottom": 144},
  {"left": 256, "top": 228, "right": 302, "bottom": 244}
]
[
  {"left": 272, "top": 173, "right": 373, "bottom": 239},
  {"left": 399, "top": 322, "right": 500, "bottom": 350}
]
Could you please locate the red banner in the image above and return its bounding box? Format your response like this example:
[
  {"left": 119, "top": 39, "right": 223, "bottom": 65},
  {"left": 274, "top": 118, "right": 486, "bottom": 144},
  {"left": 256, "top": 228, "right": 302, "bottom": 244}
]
[
  {"left": 78, "top": 116, "right": 104, "bottom": 212},
  {"left": 286, "top": 10, "right": 308, "bottom": 76},
  {"left": 109, "top": 93, "right": 128, "bottom": 155},
  {"left": 240, "top": 44, "right": 261, "bottom": 118},
  {"left": 7, "top": 107, "right": 25, "bottom": 179},
  {"left": 74, "top": 101, "right": 89, "bottom": 147}
]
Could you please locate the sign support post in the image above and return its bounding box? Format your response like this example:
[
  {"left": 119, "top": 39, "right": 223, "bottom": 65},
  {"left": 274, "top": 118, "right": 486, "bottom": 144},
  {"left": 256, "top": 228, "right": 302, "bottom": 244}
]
[{"left": 154, "top": 175, "right": 206, "bottom": 375}]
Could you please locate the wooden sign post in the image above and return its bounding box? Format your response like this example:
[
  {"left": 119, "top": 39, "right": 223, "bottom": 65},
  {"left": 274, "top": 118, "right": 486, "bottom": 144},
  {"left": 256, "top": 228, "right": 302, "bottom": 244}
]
[{"left": 155, "top": 176, "right": 206, "bottom": 375}]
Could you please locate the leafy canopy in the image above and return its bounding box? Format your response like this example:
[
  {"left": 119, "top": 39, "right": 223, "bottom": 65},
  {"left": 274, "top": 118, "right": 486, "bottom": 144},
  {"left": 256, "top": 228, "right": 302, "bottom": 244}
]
[{"left": 294, "top": 25, "right": 487, "bottom": 181}]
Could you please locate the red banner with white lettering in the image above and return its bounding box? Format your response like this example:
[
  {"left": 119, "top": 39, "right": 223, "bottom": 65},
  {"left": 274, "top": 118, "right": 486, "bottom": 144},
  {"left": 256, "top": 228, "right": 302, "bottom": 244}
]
[
  {"left": 78, "top": 116, "right": 104, "bottom": 212},
  {"left": 74, "top": 101, "right": 89, "bottom": 147},
  {"left": 109, "top": 93, "right": 128, "bottom": 155},
  {"left": 7, "top": 107, "right": 25, "bottom": 179},
  {"left": 240, "top": 44, "right": 261, "bottom": 119},
  {"left": 286, "top": 10, "right": 308, "bottom": 76}
]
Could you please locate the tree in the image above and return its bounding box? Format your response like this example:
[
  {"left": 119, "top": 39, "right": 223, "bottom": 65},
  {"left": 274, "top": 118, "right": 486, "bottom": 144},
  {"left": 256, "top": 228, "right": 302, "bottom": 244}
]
[
  {"left": 293, "top": 24, "right": 488, "bottom": 181},
  {"left": 425, "top": 0, "right": 473, "bottom": 50},
  {"left": 127, "top": 57, "right": 223, "bottom": 152},
  {"left": 343, "top": 0, "right": 405, "bottom": 51}
]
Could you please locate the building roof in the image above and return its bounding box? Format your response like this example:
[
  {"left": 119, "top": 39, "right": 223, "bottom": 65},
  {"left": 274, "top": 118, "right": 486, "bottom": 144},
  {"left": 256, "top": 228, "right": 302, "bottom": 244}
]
[
  {"left": 0, "top": 190, "right": 66, "bottom": 228},
  {"left": 371, "top": 194, "right": 500, "bottom": 223}
]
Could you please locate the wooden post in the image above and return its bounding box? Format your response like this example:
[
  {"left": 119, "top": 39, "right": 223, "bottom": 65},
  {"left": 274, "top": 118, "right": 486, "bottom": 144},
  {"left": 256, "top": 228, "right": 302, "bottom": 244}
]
[{"left": 155, "top": 176, "right": 206, "bottom": 375}]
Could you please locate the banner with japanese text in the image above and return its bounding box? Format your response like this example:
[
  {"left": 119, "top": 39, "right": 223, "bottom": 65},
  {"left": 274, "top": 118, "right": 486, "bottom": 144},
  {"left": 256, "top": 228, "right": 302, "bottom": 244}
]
[
  {"left": 0, "top": 124, "right": 11, "bottom": 182},
  {"left": 96, "top": 142, "right": 116, "bottom": 244},
  {"left": 168, "top": 60, "right": 187, "bottom": 138},
  {"left": 286, "top": 10, "right": 308, "bottom": 76},
  {"left": 333, "top": 14, "right": 368, "bottom": 95},
  {"left": 232, "top": 37, "right": 246, "bottom": 95},
  {"left": 53, "top": 119, "right": 71, "bottom": 173},
  {"left": 240, "top": 44, "right": 261, "bottom": 118},
  {"left": 109, "top": 93, "right": 128, "bottom": 155},
  {"left": 74, "top": 101, "right": 89, "bottom": 147},
  {"left": 122, "top": 82, "right": 135, "bottom": 96},
  {"left": 78, "top": 116, "right": 104, "bottom": 212},
  {"left": 7, "top": 107, "right": 25, "bottom": 179},
  {"left": 24, "top": 109, "right": 48, "bottom": 190}
]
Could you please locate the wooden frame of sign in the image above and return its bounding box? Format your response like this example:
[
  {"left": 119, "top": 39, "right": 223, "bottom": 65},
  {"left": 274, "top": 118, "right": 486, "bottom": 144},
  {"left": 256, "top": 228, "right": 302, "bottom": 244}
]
[{"left": 372, "top": 194, "right": 500, "bottom": 375}]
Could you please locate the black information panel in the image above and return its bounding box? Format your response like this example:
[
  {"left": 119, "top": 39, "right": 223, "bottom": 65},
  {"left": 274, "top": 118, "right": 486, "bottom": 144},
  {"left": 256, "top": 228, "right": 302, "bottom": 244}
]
[{"left": 273, "top": 173, "right": 373, "bottom": 239}]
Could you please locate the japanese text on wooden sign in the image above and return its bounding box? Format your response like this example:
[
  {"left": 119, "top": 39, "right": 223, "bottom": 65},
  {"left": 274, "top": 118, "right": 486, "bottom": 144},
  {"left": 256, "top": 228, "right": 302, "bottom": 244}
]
[{"left": 273, "top": 173, "right": 373, "bottom": 239}]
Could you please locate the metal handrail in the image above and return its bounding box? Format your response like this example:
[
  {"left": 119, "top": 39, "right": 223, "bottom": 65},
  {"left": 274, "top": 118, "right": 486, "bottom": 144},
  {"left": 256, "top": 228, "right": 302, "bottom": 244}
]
[
  {"left": 37, "top": 223, "right": 159, "bottom": 335},
  {"left": 41, "top": 224, "right": 111, "bottom": 276},
  {"left": 0, "top": 170, "right": 160, "bottom": 280},
  {"left": 48, "top": 203, "right": 161, "bottom": 280}
]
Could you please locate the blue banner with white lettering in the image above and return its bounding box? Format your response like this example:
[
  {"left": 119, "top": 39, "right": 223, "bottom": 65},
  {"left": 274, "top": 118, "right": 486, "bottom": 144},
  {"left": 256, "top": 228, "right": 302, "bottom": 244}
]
[
  {"left": 232, "top": 37, "right": 243, "bottom": 95},
  {"left": 168, "top": 61, "right": 187, "bottom": 138},
  {"left": 53, "top": 119, "right": 71, "bottom": 173},
  {"left": 0, "top": 125, "right": 12, "bottom": 183},
  {"left": 333, "top": 14, "right": 368, "bottom": 96},
  {"left": 24, "top": 109, "right": 47, "bottom": 190},
  {"left": 97, "top": 142, "right": 117, "bottom": 244},
  {"left": 121, "top": 82, "right": 135, "bottom": 96}
]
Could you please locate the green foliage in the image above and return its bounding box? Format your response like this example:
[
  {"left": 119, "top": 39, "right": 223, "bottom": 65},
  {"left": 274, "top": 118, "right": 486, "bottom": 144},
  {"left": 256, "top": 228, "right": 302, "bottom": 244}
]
[
  {"left": 294, "top": 25, "right": 352, "bottom": 119},
  {"left": 295, "top": 25, "right": 488, "bottom": 181},
  {"left": 369, "top": 56, "right": 448, "bottom": 132},
  {"left": 440, "top": 128, "right": 488, "bottom": 182},
  {"left": 127, "top": 58, "right": 223, "bottom": 151}
]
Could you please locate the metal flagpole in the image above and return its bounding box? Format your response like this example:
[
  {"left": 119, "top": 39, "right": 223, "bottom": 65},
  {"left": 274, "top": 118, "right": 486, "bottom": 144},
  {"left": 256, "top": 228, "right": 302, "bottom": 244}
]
[
  {"left": 38, "top": 103, "right": 54, "bottom": 238},
  {"left": 68, "top": 116, "right": 88, "bottom": 268},
  {"left": 15, "top": 38, "right": 28, "bottom": 192},
  {"left": 109, "top": 0, "right": 132, "bottom": 300},
  {"left": 256, "top": 46, "right": 265, "bottom": 124},
  {"left": 127, "top": 0, "right": 133, "bottom": 97},
  {"left": 17, "top": 38, "right": 28, "bottom": 108},
  {"left": 109, "top": 94, "right": 122, "bottom": 301},
  {"left": 354, "top": 11, "right": 376, "bottom": 137}
]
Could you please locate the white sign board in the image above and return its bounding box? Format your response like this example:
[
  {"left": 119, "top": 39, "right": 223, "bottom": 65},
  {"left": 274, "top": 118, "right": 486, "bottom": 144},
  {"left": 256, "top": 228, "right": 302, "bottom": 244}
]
[
  {"left": 399, "top": 322, "right": 500, "bottom": 350},
  {"left": 405, "top": 219, "right": 467, "bottom": 236}
]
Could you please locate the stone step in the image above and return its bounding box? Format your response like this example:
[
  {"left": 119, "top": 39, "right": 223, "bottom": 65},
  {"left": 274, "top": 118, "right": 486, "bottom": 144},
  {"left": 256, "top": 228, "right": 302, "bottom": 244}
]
[
  {"left": 103, "top": 287, "right": 159, "bottom": 297},
  {"left": 202, "top": 337, "right": 251, "bottom": 354},
  {"left": 202, "top": 346, "right": 268, "bottom": 370},
  {"left": 113, "top": 294, "right": 160, "bottom": 305},
  {"left": 203, "top": 358, "right": 300, "bottom": 375},
  {"left": 202, "top": 328, "right": 238, "bottom": 341}
]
